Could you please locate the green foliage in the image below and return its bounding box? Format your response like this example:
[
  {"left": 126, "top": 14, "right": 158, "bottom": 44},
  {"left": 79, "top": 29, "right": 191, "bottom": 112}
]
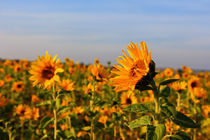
[
  {"left": 159, "top": 79, "right": 179, "bottom": 86},
  {"left": 39, "top": 116, "right": 54, "bottom": 129},
  {"left": 170, "top": 131, "right": 191, "bottom": 140},
  {"left": 171, "top": 111, "right": 200, "bottom": 128},
  {"left": 159, "top": 86, "right": 170, "bottom": 97},
  {"left": 128, "top": 115, "right": 153, "bottom": 129},
  {"left": 123, "top": 103, "right": 152, "bottom": 113},
  {"left": 146, "top": 124, "right": 166, "bottom": 140}
]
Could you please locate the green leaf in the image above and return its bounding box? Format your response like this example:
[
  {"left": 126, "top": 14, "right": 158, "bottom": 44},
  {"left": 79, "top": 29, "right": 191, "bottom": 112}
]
[
  {"left": 123, "top": 103, "right": 151, "bottom": 113},
  {"left": 159, "top": 79, "right": 179, "bottom": 86},
  {"left": 128, "top": 115, "right": 153, "bottom": 129},
  {"left": 57, "top": 106, "right": 71, "bottom": 115},
  {"left": 39, "top": 116, "right": 54, "bottom": 129},
  {"left": 172, "top": 111, "right": 200, "bottom": 128},
  {"left": 155, "top": 124, "right": 166, "bottom": 140},
  {"left": 161, "top": 103, "right": 177, "bottom": 118},
  {"left": 159, "top": 86, "right": 170, "bottom": 97},
  {"left": 36, "top": 100, "right": 51, "bottom": 107},
  {"left": 170, "top": 131, "right": 191, "bottom": 140},
  {"left": 146, "top": 125, "right": 156, "bottom": 140},
  {"left": 146, "top": 124, "right": 166, "bottom": 140}
]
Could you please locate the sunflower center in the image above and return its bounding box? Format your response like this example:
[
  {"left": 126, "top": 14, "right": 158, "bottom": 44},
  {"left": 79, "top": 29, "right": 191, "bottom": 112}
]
[
  {"left": 126, "top": 98, "right": 132, "bottom": 104},
  {"left": 17, "top": 84, "right": 22, "bottom": 88},
  {"left": 191, "top": 82, "right": 197, "bottom": 88},
  {"left": 42, "top": 66, "right": 55, "bottom": 80},
  {"left": 20, "top": 109, "right": 25, "bottom": 115},
  {"left": 129, "top": 60, "right": 147, "bottom": 78}
]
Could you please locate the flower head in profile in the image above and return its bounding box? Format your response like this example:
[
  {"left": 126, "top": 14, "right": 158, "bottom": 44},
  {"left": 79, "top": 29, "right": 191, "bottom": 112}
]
[
  {"left": 169, "top": 81, "right": 187, "bottom": 93},
  {"left": 111, "top": 41, "right": 155, "bottom": 92},
  {"left": 29, "top": 51, "right": 64, "bottom": 89}
]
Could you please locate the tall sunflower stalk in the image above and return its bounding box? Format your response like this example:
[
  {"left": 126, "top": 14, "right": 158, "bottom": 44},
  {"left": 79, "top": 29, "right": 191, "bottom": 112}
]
[{"left": 29, "top": 51, "right": 64, "bottom": 140}]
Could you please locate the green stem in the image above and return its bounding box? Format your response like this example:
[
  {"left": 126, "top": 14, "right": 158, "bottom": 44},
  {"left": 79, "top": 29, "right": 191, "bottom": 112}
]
[
  {"left": 20, "top": 122, "right": 24, "bottom": 140},
  {"left": 176, "top": 92, "right": 181, "bottom": 111},
  {"left": 151, "top": 80, "right": 160, "bottom": 115},
  {"left": 90, "top": 82, "right": 95, "bottom": 140},
  {"left": 52, "top": 85, "right": 57, "bottom": 140},
  {"left": 193, "top": 101, "right": 197, "bottom": 140}
]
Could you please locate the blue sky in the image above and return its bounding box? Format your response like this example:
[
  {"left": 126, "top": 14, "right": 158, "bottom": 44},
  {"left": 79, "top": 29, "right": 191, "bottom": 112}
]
[{"left": 0, "top": 0, "right": 210, "bottom": 69}]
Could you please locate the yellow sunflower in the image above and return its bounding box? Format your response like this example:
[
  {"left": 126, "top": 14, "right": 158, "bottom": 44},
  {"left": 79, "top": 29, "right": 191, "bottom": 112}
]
[
  {"left": 59, "top": 79, "right": 75, "bottom": 91},
  {"left": 188, "top": 76, "right": 200, "bottom": 93},
  {"left": 0, "top": 93, "right": 7, "bottom": 107},
  {"left": 31, "top": 107, "right": 40, "bottom": 121},
  {"left": 12, "top": 81, "right": 24, "bottom": 93},
  {"left": 15, "top": 104, "right": 31, "bottom": 120},
  {"left": 120, "top": 91, "right": 138, "bottom": 107},
  {"left": 0, "top": 80, "right": 4, "bottom": 87},
  {"left": 169, "top": 81, "right": 187, "bottom": 93},
  {"left": 164, "top": 68, "right": 173, "bottom": 77},
  {"left": 29, "top": 51, "right": 64, "bottom": 89},
  {"left": 111, "top": 41, "right": 154, "bottom": 91},
  {"left": 89, "top": 64, "right": 108, "bottom": 83}
]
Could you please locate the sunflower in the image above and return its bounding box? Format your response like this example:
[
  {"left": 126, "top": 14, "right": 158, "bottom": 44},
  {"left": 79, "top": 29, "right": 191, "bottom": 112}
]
[
  {"left": 181, "top": 65, "right": 193, "bottom": 74},
  {"left": 182, "top": 72, "right": 189, "bottom": 79},
  {"left": 98, "top": 115, "right": 108, "bottom": 124},
  {"left": 90, "top": 64, "right": 108, "bottom": 83},
  {"left": 5, "top": 75, "right": 13, "bottom": 82},
  {"left": 169, "top": 81, "right": 187, "bottom": 93},
  {"left": 14, "top": 64, "right": 22, "bottom": 73},
  {"left": 0, "top": 80, "right": 4, "bottom": 87},
  {"left": 60, "top": 124, "right": 68, "bottom": 131},
  {"left": 111, "top": 41, "right": 154, "bottom": 92},
  {"left": 15, "top": 104, "right": 31, "bottom": 120},
  {"left": 31, "top": 107, "right": 40, "bottom": 121},
  {"left": 94, "top": 58, "right": 100, "bottom": 64},
  {"left": 193, "top": 87, "right": 207, "bottom": 99},
  {"left": 188, "top": 76, "right": 200, "bottom": 93},
  {"left": 31, "top": 95, "right": 40, "bottom": 103},
  {"left": 59, "top": 79, "right": 75, "bottom": 91},
  {"left": 164, "top": 68, "right": 173, "bottom": 77},
  {"left": 12, "top": 81, "right": 24, "bottom": 93},
  {"left": 121, "top": 91, "right": 138, "bottom": 107},
  {"left": 29, "top": 51, "right": 64, "bottom": 89},
  {"left": 0, "top": 93, "right": 7, "bottom": 107}
]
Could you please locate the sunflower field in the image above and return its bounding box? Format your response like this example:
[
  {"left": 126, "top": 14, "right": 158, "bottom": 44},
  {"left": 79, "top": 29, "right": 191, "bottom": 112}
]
[{"left": 0, "top": 41, "right": 209, "bottom": 140}]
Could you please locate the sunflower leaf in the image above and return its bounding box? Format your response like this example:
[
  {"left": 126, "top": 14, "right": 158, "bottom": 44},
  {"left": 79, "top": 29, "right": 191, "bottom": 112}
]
[
  {"left": 171, "top": 111, "right": 200, "bottom": 128},
  {"left": 123, "top": 103, "right": 151, "bottom": 113},
  {"left": 170, "top": 131, "right": 191, "bottom": 140},
  {"left": 159, "top": 86, "right": 170, "bottom": 97},
  {"left": 57, "top": 106, "right": 72, "bottom": 115},
  {"left": 127, "top": 115, "right": 153, "bottom": 129},
  {"left": 146, "top": 124, "right": 166, "bottom": 140},
  {"left": 36, "top": 100, "right": 51, "bottom": 107},
  {"left": 159, "top": 79, "right": 179, "bottom": 86},
  {"left": 39, "top": 116, "right": 54, "bottom": 129},
  {"left": 161, "top": 103, "right": 177, "bottom": 118}
]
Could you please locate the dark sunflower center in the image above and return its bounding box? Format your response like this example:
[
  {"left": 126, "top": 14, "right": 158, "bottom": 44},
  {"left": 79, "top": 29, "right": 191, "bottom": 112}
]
[
  {"left": 191, "top": 82, "right": 197, "bottom": 88},
  {"left": 17, "top": 84, "right": 22, "bottom": 88},
  {"left": 20, "top": 109, "right": 25, "bottom": 115},
  {"left": 42, "top": 66, "right": 55, "bottom": 80},
  {"left": 126, "top": 98, "right": 132, "bottom": 104},
  {"left": 130, "top": 65, "right": 140, "bottom": 77}
]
